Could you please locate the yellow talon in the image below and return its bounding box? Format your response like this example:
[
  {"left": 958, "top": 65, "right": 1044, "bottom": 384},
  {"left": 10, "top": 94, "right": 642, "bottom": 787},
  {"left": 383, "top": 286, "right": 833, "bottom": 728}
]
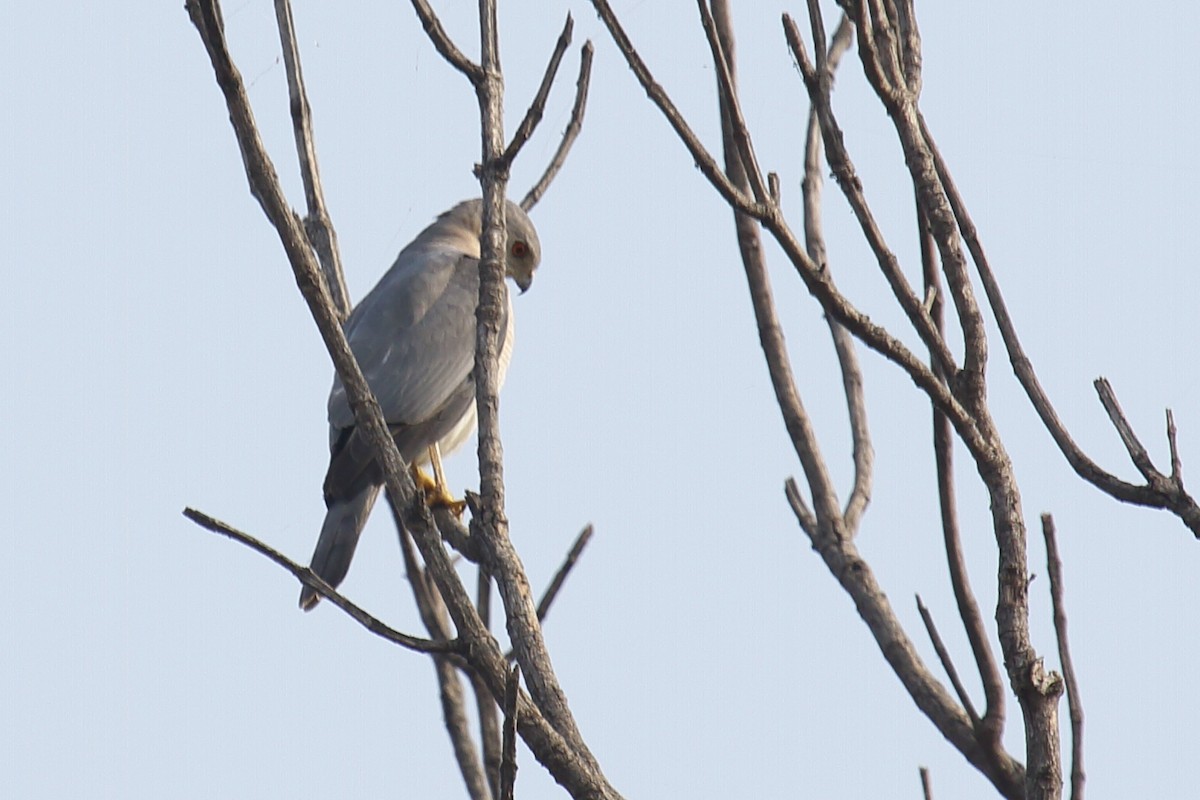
[{"left": 412, "top": 448, "right": 467, "bottom": 517}]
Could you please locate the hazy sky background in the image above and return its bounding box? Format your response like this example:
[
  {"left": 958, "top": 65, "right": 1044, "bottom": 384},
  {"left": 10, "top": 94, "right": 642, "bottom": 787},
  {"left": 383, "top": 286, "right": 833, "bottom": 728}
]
[{"left": 3, "top": 2, "right": 1198, "bottom": 797}]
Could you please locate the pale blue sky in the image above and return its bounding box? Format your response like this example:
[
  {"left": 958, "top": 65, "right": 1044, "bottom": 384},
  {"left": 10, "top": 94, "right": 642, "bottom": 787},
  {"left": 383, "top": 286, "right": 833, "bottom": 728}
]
[{"left": 3, "top": 2, "right": 1198, "bottom": 798}]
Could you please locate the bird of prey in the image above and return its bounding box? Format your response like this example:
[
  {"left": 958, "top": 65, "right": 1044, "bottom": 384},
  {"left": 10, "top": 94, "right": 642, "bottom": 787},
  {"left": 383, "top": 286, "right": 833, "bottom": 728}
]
[{"left": 300, "top": 198, "right": 541, "bottom": 610}]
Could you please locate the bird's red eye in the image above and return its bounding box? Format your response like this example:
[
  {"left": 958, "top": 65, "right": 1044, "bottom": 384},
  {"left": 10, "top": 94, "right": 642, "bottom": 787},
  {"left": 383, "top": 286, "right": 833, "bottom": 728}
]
[{"left": 511, "top": 240, "right": 529, "bottom": 258}]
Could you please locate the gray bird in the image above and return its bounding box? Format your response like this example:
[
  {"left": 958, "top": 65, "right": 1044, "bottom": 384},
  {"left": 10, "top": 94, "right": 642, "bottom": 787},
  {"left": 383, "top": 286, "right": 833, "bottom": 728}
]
[{"left": 300, "top": 199, "right": 541, "bottom": 610}]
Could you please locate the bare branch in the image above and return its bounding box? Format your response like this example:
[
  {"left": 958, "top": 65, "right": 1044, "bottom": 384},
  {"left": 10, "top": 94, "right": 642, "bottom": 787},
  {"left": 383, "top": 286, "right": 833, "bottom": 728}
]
[
  {"left": 537, "top": 524, "right": 594, "bottom": 623},
  {"left": 589, "top": 0, "right": 756, "bottom": 213},
  {"left": 473, "top": 569, "right": 502, "bottom": 797},
  {"left": 710, "top": 0, "right": 843, "bottom": 523},
  {"left": 521, "top": 41, "right": 594, "bottom": 212},
  {"left": 784, "top": 12, "right": 958, "bottom": 382},
  {"left": 784, "top": 478, "right": 818, "bottom": 537},
  {"left": 919, "top": 766, "right": 933, "bottom": 800},
  {"left": 501, "top": 14, "right": 573, "bottom": 168},
  {"left": 500, "top": 666, "right": 521, "bottom": 800},
  {"left": 1095, "top": 378, "right": 1157, "bottom": 478},
  {"left": 915, "top": 595, "right": 979, "bottom": 726},
  {"left": 390, "top": 500, "right": 491, "bottom": 800},
  {"left": 271, "top": 0, "right": 349, "bottom": 320},
  {"left": 408, "top": 0, "right": 483, "bottom": 83},
  {"left": 473, "top": 0, "right": 608, "bottom": 780},
  {"left": 182, "top": 507, "right": 456, "bottom": 655},
  {"left": 800, "top": 14, "right": 871, "bottom": 533},
  {"left": 1041, "top": 515, "right": 1085, "bottom": 800},
  {"left": 596, "top": 2, "right": 988, "bottom": 468},
  {"left": 1168, "top": 409, "right": 1183, "bottom": 483},
  {"left": 919, "top": 204, "right": 1005, "bottom": 746},
  {"left": 794, "top": 507, "right": 1025, "bottom": 797},
  {"left": 916, "top": 113, "right": 1200, "bottom": 537},
  {"left": 697, "top": 0, "right": 770, "bottom": 204}
]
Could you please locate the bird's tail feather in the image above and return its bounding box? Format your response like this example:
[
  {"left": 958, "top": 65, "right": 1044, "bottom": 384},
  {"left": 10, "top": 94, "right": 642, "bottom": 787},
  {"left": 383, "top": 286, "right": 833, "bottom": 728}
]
[{"left": 299, "top": 483, "right": 382, "bottom": 610}]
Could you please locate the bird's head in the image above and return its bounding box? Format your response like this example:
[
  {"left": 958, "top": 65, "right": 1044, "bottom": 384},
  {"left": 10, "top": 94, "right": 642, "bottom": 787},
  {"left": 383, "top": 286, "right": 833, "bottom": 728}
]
[{"left": 502, "top": 200, "right": 540, "bottom": 294}]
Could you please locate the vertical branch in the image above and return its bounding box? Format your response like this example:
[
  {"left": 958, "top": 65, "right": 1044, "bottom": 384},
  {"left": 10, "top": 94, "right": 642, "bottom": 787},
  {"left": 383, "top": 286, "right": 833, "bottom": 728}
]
[
  {"left": 471, "top": 0, "right": 602, "bottom": 773},
  {"left": 709, "top": 0, "right": 842, "bottom": 523},
  {"left": 1042, "top": 515, "right": 1085, "bottom": 800},
  {"left": 919, "top": 203, "right": 1006, "bottom": 748},
  {"left": 271, "top": 0, "right": 349, "bottom": 319},
  {"left": 800, "top": 15, "right": 872, "bottom": 533},
  {"left": 391, "top": 505, "right": 492, "bottom": 800},
  {"left": 475, "top": 569, "right": 502, "bottom": 797},
  {"left": 499, "top": 666, "right": 521, "bottom": 800}
]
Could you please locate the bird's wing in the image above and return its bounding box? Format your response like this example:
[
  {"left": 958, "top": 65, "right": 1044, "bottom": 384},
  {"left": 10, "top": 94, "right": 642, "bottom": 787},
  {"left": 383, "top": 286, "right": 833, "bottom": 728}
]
[{"left": 327, "top": 242, "right": 505, "bottom": 437}]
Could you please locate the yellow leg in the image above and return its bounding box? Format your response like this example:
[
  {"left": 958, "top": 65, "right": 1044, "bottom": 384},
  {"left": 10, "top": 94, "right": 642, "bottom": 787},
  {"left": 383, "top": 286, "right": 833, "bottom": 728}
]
[{"left": 417, "top": 444, "right": 466, "bottom": 516}]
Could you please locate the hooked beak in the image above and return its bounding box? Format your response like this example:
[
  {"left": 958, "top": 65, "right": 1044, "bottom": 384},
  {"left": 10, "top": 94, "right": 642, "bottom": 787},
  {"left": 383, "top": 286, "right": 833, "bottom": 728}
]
[{"left": 514, "top": 271, "right": 533, "bottom": 295}]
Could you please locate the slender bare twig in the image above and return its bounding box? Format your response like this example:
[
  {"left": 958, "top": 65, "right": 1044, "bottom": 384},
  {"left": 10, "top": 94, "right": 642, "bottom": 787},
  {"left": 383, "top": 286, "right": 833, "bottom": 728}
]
[
  {"left": 710, "top": 0, "right": 841, "bottom": 523},
  {"left": 182, "top": 507, "right": 455, "bottom": 654},
  {"left": 780, "top": 482, "right": 1024, "bottom": 797},
  {"left": 784, "top": 11, "right": 957, "bottom": 382},
  {"left": 697, "top": 0, "right": 770, "bottom": 205},
  {"left": 537, "top": 525, "right": 594, "bottom": 622},
  {"left": 800, "top": 14, "right": 872, "bottom": 533},
  {"left": 1095, "top": 378, "right": 1157, "bottom": 478},
  {"left": 390, "top": 501, "right": 491, "bottom": 800},
  {"left": 499, "top": 665, "right": 521, "bottom": 800},
  {"left": 915, "top": 595, "right": 979, "bottom": 726},
  {"left": 919, "top": 766, "right": 934, "bottom": 800},
  {"left": 1168, "top": 409, "right": 1183, "bottom": 483},
  {"left": 919, "top": 203, "right": 1005, "bottom": 747},
  {"left": 271, "top": 0, "right": 348, "bottom": 320},
  {"left": 522, "top": 42, "right": 594, "bottom": 212},
  {"left": 501, "top": 14, "right": 573, "bottom": 168},
  {"left": 595, "top": 2, "right": 989, "bottom": 469},
  {"left": 784, "top": 479, "right": 817, "bottom": 537},
  {"left": 915, "top": 112, "right": 1200, "bottom": 537},
  {"left": 408, "top": 0, "right": 483, "bottom": 83},
  {"left": 1042, "top": 515, "right": 1085, "bottom": 800},
  {"left": 474, "top": 569, "right": 502, "bottom": 798},
  {"left": 502, "top": 523, "right": 595, "bottom": 658}
]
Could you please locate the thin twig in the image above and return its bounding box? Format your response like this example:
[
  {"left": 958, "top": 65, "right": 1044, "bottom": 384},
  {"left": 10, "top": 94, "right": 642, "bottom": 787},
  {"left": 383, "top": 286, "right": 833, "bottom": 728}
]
[
  {"left": 784, "top": 12, "right": 957, "bottom": 382},
  {"left": 182, "top": 507, "right": 455, "bottom": 654},
  {"left": 522, "top": 42, "right": 594, "bottom": 212},
  {"left": 389, "top": 499, "right": 491, "bottom": 800},
  {"left": 408, "top": 0, "right": 483, "bottom": 83},
  {"left": 1094, "top": 378, "right": 1156, "bottom": 478},
  {"left": 1168, "top": 409, "right": 1183, "bottom": 483},
  {"left": 916, "top": 112, "right": 1200, "bottom": 537},
  {"left": 501, "top": 14, "right": 573, "bottom": 168},
  {"left": 499, "top": 665, "right": 521, "bottom": 800},
  {"left": 916, "top": 595, "right": 980, "bottom": 726},
  {"left": 1041, "top": 514, "right": 1085, "bottom": 800},
  {"left": 697, "top": 0, "right": 770, "bottom": 204},
  {"left": 596, "top": 1, "right": 987, "bottom": 469},
  {"left": 474, "top": 568, "right": 502, "bottom": 797},
  {"left": 919, "top": 202, "right": 1005, "bottom": 747},
  {"left": 800, "top": 14, "right": 871, "bottom": 533},
  {"left": 711, "top": 0, "right": 842, "bottom": 523},
  {"left": 919, "top": 766, "right": 934, "bottom": 800},
  {"left": 537, "top": 524, "right": 594, "bottom": 622},
  {"left": 781, "top": 488, "right": 1025, "bottom": 796},
  {"left": 271, "top": 0, "right": 348, "bottom": 320}
]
